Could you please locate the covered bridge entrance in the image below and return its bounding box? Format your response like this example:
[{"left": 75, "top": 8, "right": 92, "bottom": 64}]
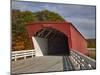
[{"left": 26, "top": 22, "right": 88, "bottom": 56}]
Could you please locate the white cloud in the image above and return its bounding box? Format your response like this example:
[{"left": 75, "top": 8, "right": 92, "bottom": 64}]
[{"left": 12, "top": 1, "right": 96, "bottom": 38}]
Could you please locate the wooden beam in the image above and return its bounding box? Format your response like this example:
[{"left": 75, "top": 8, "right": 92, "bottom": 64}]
[
  {"left": 45, "top": 30, "right": 53, "bottom": 38},
  {"left": 37, "top": 29, "right": 47, "bottom": 37}
]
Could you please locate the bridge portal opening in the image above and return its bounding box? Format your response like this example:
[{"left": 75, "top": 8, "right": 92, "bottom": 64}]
[{"left": 32, "top": 28, "right": 70, "bottom": 56}]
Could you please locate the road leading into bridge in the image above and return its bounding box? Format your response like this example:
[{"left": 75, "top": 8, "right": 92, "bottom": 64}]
[{"left": 12, "top": 56, "right": 64, "bottom": 74}]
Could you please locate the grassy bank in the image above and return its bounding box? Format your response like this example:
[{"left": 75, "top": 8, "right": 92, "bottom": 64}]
[{"left": 88, "top": 50, "right": 96, "bottom": 60}]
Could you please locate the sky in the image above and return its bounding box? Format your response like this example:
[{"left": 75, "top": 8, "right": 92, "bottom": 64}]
[{"left": 12, "top": 0, "right": 96, "bottom": 39}]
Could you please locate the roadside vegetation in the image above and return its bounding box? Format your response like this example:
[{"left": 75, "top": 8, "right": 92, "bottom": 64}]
[
  {"left": 87, "top": 39, "right": 96, "bottom": 60},
  {"left": 87, "top": 39, "right": 96, "bottom": 48},
  {"left": 88, "top": 50, "right": 96, "bottom": 60}
]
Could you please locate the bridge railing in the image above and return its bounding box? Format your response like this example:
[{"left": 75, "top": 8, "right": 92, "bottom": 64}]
[
  {"left": 12, "top": 49, "right": 35, "bottom": 61},
  {"left": 70, "top": 49, "right": 96, "bottom": 70}
]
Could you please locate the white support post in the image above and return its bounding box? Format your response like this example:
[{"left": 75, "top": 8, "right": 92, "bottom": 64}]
[
  {"left": 24, "top": 52, "right": 26, "bottom": 60},
  {"left": 15, "top": 54, "right": 17, "bottom": 61},
  {"left": 32, "top": 55, "right": 33, "bottom": 58},
  {"left": 32, "top": 50, "right": 33, "bottom": 58}
]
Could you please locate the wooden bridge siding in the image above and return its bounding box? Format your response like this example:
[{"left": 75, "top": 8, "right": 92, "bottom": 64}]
[
  {"left": 26, "top": 22, "right": 88, "bottom": 54},
  {"left": 26, "top": 22, "right": 72, "bottom": 50},
  {"left": 70, "top": 24, "right": 88, "bottom": 55}
]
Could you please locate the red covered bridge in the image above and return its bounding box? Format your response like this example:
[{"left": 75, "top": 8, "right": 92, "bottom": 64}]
[
  {"left": 26, "top": 21, "right": 88, "bottom": 56},
  {"left": 12, "top": 21, "right": 96, "bottom": 74}
]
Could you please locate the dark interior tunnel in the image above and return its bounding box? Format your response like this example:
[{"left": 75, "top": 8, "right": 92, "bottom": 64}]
[
  {"left": 34, "top": 28, "right": 70, "bottom": 56},
  {"left": 47, "top": 31, "right": 70, "bottom": 56}
]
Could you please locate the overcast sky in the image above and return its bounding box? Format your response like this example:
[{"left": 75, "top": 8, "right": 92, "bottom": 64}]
[{"left": 12, "top": 0, "right": 96, "bottom": 39}]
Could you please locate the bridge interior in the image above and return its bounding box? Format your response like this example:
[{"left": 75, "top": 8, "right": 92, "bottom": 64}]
[{"left": 33, "top": 28, "right": 70, "bottom": 56}]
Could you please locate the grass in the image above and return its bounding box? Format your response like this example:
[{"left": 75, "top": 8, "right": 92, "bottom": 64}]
[
  {"left": 88, "top": 50, "right": 96, "bottom": 60},
  {"left": 87, "top": 39, "right": 96, "bottom": 48}
]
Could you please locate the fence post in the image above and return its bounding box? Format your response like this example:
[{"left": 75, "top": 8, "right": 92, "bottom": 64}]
[
  {"left": 32, "top": 50, "right": 33, "bottom": 58},
  {"left": 24, "top": 51, "right": 26, "bottom": 60},
  {"left": 15, "top": 53, "right": 17, "bottom": 61}
]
